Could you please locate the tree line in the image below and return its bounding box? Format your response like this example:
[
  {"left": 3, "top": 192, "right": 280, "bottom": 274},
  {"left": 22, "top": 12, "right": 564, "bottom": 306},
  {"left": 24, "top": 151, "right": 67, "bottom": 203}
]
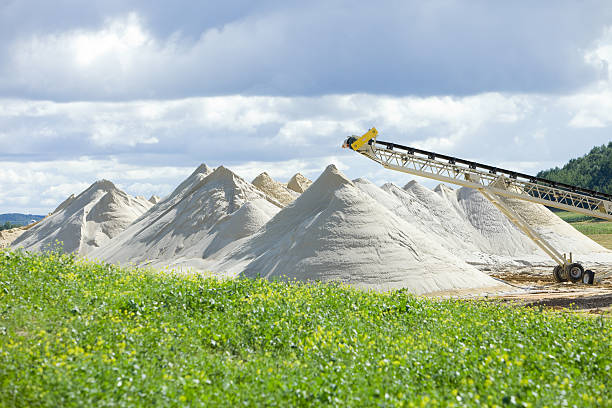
[{"left": 537, "top": 142, "right": 612, "bottom": 195}]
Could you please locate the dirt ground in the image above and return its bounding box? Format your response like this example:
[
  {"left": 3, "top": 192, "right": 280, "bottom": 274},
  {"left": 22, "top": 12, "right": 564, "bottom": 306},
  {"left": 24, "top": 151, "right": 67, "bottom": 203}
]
[{"left": 486, "top": 264, "right": 612, "bottom": 316}]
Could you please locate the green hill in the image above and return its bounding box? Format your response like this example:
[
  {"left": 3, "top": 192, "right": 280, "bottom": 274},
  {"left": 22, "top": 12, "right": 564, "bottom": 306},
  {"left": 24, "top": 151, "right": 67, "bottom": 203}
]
[
  {"left": 537, "top": 142, "right": 612, "bottom": 194},
  {"left": 0, "top": 249, "right": 610, "bottom": 406}
]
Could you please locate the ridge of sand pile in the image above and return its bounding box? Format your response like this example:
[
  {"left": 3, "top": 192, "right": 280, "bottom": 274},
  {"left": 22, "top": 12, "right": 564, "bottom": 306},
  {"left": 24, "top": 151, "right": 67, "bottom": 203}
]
[
  {"left": 52, "top": 194, "right": 76, "bottom": 215},
  {"left": 214, "top": 165, "right": 507, "bottom": 294},
  {"left": 11, "top": 180, "right": 153, "bottom": 255},
  {"left": 0, "top": 226, "right": 27, "bottom": 249},
  {"left": 252, "top": 172, "right": 299, "bottom": 206},
  {"left": 287, "top": 173, "right": 312, "bottom": 193},
  {"left": 91, "top": 165, "right": 281, "bottom": 269}
]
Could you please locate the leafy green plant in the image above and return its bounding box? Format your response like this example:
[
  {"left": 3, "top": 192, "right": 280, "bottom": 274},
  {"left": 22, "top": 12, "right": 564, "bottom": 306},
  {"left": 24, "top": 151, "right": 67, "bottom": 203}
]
[{"left": 0, "top": 249, "right": 610, "bottom": 407}]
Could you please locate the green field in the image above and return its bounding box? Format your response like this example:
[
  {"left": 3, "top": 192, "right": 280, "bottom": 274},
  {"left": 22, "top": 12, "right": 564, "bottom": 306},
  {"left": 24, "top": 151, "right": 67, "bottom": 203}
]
[
  {"left": 554, "top": 210, "right": 612, "bottom": 249},
  {"left": 1, "top": 249, "right": 610, "bottom": 407}
]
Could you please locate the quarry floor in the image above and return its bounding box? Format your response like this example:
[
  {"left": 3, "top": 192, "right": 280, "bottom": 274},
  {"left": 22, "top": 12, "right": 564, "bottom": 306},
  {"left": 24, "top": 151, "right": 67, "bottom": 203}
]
[{"left": 488, "top": 265, "right": 612, "bottom": 316}]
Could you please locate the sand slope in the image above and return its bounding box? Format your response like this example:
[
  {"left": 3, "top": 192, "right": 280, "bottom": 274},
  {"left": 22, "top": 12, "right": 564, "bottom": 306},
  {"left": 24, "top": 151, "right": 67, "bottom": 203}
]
[
  {"left": 92, "top": 165, "right": 281, "bottom": 269},
  {"left": 52, "top": 194, "right": 76, "bottom": 215},
  {"left": 12, "top": 180, "right": 152, "bottom": 255},
  {"left": 215, "top": 165, "right": 506, "bottom": 294},
  {"left": 500, "top": 195, "right": 611, "bottom": 256},
  {"left": 0, "top": 226, "right": 27, "bottom": 249}
]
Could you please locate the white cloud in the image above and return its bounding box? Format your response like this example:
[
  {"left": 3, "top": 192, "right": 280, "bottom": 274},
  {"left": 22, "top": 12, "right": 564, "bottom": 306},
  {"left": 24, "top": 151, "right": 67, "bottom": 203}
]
[
  {"left": 90, "top": 122, "right": 159, "bottom": 146},
  {"left": 560, "top": 26, "right": 612, "bottom": 128},
  {"left": 1, "top": 89, "right": 610, "bottom": 214},
  {"left": 0, "top": 92, "right": 531, "bottom": 159},
  {"left": 0, "top": 158, "right": 196, "bottom": 214},
  {"left": 228, "top": 155, "right": 352, "bottom": 184},
  {"left": 71, "top": 13, "right": 149, "bottom": 67},
  {"left": 2, "top": 3, "right": 607, "bottom": 100}
]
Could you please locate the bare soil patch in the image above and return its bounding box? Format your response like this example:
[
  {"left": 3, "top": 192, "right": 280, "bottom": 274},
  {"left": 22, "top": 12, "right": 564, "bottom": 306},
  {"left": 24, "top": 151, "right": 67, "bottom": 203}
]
[{"left": 487, "top": 265, "right": 612, "bottom": 315}]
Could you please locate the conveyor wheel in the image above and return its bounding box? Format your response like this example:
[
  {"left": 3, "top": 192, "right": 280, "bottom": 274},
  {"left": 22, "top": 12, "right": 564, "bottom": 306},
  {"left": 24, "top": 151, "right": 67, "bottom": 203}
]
[
  {"left": 553, "top": 265, "right": 566, "bottom": 282},
  {"left": 582, "top": 270, "right": 595, "bottom": 285},
  {"left": 568, "top": 263, "right": 584, "bottom": 283}
]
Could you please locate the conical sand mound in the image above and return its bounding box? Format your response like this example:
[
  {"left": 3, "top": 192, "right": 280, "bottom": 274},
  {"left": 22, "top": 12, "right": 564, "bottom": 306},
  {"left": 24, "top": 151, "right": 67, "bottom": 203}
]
[
  {"left": 91, "top": 165, "right": 281, "bottom": 269},
  {"left": 217, "top": 165, "right": 506, "bottom": 294},
  {"left": 252, "top": 172, "right": 299, "bottom": 206},
  {"left": 12, "top": 180, "right": 152, "bottom": 255},
  {"left": 287, "top": 173, "right": 312, "bottom": 193}
]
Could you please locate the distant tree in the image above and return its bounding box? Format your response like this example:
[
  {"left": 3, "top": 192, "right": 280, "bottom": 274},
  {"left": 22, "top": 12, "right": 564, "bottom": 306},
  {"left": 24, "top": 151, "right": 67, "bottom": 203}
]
[
  {"left": 537, "top": 141, "right": 612, "bottom": 195},
  {"left": 1, "top": 221, "right": 19, "bottom": 231}
]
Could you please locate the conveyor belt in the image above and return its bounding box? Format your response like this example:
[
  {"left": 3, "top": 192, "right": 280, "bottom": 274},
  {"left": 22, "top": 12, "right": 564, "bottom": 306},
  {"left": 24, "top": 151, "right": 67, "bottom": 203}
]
[{"left": 374, "top": 139, "right": 612, "bottom": 202}]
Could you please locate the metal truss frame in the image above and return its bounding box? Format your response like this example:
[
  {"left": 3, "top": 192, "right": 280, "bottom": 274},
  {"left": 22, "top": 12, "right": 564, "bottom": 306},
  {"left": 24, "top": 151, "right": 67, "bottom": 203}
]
[{"left": 359, "top": 142, "right": 612, "bottom": 221}]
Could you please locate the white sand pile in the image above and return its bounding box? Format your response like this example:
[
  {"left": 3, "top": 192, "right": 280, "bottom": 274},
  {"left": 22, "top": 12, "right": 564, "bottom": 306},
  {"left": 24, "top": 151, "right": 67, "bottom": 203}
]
[
  {"left": 447, "top": 187, "right": 542, "bottom": 257},
  {"left": 252, "top": 172, "right": 299, "bottom": 206},
  {"left": 91, "top": 165, "right": 281, "bottom": 270},
  {"left": 287, "top": 173, "right": 312, "bottom": 193},
  {"left": 354, "top": 179, "right": 492, "bottom": 260},
  {"left": 149, "top": 195, "right": 161, "bottom": 204},
  {"left": 500, "top": 194, "right": 612, "bottom": 258},
  {"left": 0, "top": 226, "right": 27, "bottom": 249},
  {"left": 214, "top": 165, "right": 507, "bottom": 295},
  {"left": 434, "top": 184, "right": 612, "bottom": 264},
  {"left": 11, "top": 180, "right": 153, "bottom": 255}
]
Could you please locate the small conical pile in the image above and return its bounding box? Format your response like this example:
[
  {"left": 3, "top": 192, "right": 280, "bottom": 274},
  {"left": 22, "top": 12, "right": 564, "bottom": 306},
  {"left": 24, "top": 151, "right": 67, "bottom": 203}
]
[
  {"left": 252, "top": 172, "right": 299, "bottom": 206},
  {"left": 12, "top": 180, "right": 152, "bottom": 255},
  {"left": 287, "top": 173, "right": 312, "bottom": 193}
]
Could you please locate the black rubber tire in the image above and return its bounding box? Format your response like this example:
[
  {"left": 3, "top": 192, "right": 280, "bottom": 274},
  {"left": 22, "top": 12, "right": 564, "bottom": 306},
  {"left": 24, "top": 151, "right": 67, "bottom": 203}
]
[
  {"left": 553, "top": 265, "right": 566, "bottom": 282},
  {"left": 582, "top": 270, "right": 595, "bottom": 285},
  {"left": 568, "top": 263, "right": 584, "bottom": 283}
]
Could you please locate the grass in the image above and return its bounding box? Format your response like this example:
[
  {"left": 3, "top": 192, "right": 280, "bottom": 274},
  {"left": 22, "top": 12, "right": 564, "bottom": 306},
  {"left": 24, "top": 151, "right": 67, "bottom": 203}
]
[
  {"left": 587, "top": 234, "right": 612, "bottom": 250},
  {"left": 1, "top": 249, "right": 611, "bottom": 407},
  {"left": 570, "top": 222, "right": 612, "bottom": 236}
]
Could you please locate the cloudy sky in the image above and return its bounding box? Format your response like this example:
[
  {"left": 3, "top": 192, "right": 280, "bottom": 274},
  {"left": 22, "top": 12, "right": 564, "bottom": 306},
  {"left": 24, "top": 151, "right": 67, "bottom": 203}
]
[{"left": 2, "top": 0, "right": 612, "bottom": 214}]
